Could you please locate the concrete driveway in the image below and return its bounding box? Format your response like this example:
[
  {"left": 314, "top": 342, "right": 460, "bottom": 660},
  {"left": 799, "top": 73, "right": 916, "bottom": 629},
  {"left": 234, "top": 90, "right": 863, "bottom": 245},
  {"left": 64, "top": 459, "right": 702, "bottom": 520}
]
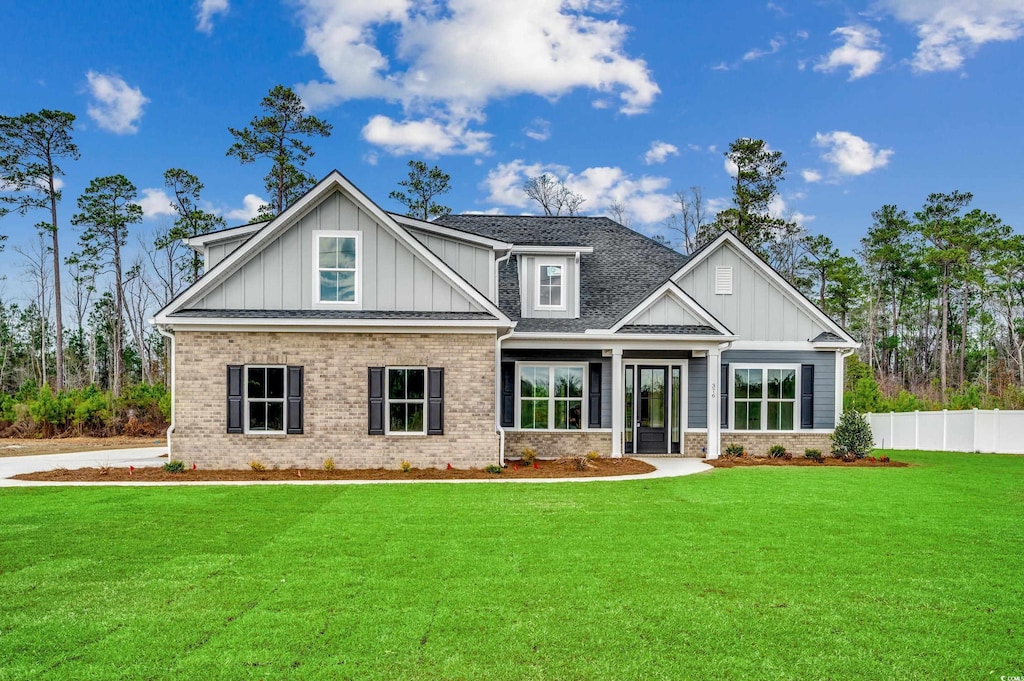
[{"left": 0, "top": 447, "right": 167, "bottom": 487}]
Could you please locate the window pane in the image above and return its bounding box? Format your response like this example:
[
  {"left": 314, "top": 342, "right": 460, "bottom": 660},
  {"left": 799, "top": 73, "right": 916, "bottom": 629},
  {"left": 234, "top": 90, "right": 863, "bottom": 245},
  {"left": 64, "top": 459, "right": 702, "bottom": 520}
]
[
  {"left": 671, "top": 367, "right": 681, "bottom": 445},
  {"left": 247, "top": 367, "right": 266, "bottom": 399},
  {"left": 521, "top": 399, "right": 547, "bottom": 429},
  {"left": 249, "top": 401, "right": 266, "bottom": 431},
  {"left": 782, "top": 370, "right": 796, "bottom": 400},
  {"left": 548, "top": 285, "right": 561, "bottom": 306},
  {"left": 528, "top": 368, "right": 549, "bottom": 398},
  {"left": 540, "top": 265, "right": 561, "bottom": 286},
  {"left": 624, "top": 367, "right": 634, "bottom": 442},
  {"left": 337, "top": 237, "right": 356, "bottom": 269},
  {"left": 767, "top": 402, "right": 779, "bottom": 430},
  {"left": 567, "top": 400, "right": 581, "bottom": 430},
  {"left": 780, "top": 401, "right": 794, "bottom": 429},
  {"left": 390, "top": 403, "right": 407, "bottom": 432},
  {"left": 266, "top": 368, "right": 285, "bottom": 399},
  {"left": 389, "top": 369, "right": 406, "bottom": 399},
  {"left": 335, "top": 271, "right": 355, "bottom": 302},
  {"left": 320, "top": 270, "right": 339, "bottom": 302},
  {"left": 747, "top": 402, "right": 762, "bottom": 429},
  {"left": 554, "top": 367, "right": 583, "bottom": 398},
  {"left": 267, "top": 402, "right": 284, "bottom": 431},
  {"left": 734, "top": 369, "right": 748, "bottom": 399},
  {"left": 554, "top": 400, "right": 567, "bottom": 429},
  {"left": 407, "top": 403, "right": 424, "bottom": 432},
  {"left": 767, "top": 369, "right": 782, "bottom": 399},
  {"left": 407, "top": 369, "right": 425, "bottom": 400},
  {"left": 734, "top": 402, "right": 747, "bottom": 430},
  {"left": 319, "top": 237, "right": 338, "bottom": 269},
  {"left": 539, "top": 286, "right": 552, "bottom": 306},
  {"left": 748, "top": 370, "right": 763, "bottom": 397}
]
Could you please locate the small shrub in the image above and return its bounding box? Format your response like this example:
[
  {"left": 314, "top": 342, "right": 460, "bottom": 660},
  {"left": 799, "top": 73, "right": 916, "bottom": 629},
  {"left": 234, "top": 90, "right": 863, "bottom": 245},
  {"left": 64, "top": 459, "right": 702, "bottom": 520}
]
[
  {"left": 98, "top": 465, "right": 111, "bottom": 476},
  {"left": 400, "top": 459, "right": 412, "bottom": 473},
  {"left": 521, "top": 448, "right": 537, "bottom": 465},
  {"left": 585, "top": 450, "right": 602, "bottom": 461},
  {"left": 767, "top": 444, "right": 787, "bottom": 459},
  {"left": 724, "top": 443, "right": 744, "bottom": 458},
  {"left": 804, "top": 449, "right": 824, "bottom": 463},
  {"left": 323, "top": 457, "right": 335, "bottom": 471},
  {"left": 163, "top": 460, "right": 185, "bottom": 474},
  {"left": 831, "top": 409, "right": 874, "bottom": 460},
  {"left": 249, "top": 460, "right": 266, "bottom": 472},
  {"left": 485, "top": 464, "right": 502, "bottom": 474},
  {"left": 879, "top": 455, "right": 891, "bottom": 463}
]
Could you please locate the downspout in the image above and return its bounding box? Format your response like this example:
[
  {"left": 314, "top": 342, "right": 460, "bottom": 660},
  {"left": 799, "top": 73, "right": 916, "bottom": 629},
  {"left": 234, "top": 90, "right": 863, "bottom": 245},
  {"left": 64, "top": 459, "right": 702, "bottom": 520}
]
[
  {"left": 156, "top": 325, "right": 175, "bottom": 459},
  {"left": 494, "top": 247, "right": 515, "bottom": 468}
]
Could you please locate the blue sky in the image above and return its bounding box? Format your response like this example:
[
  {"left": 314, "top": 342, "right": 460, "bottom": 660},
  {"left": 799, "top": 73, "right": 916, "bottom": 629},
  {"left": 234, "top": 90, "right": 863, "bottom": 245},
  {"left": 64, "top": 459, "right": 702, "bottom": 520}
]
[{"left": 2, "top": 0, "right": 1023, "bottom": 294}]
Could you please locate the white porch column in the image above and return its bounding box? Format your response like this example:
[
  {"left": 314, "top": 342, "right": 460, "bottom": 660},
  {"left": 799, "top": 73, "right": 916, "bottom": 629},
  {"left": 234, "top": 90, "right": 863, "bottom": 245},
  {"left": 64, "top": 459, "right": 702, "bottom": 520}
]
[
  {"left": 707, "top": 347, "right": 721, "bottom": 459},
  {"left": 611, "top": 348, "right": 624, "bottom": 458}
]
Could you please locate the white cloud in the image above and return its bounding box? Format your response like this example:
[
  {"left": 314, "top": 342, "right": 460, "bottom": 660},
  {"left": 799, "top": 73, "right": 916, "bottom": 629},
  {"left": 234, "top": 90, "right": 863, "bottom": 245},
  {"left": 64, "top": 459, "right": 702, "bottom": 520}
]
[
  {"left": 294, "top": 0, "right": 659, "bottom": 155},
  {"left": 769, "top": 194, "right": 815, "bottom": 226},
  {"left": 361, "top": 115, "right": 492, "bottom": 156},
  {"left": 196, "top": 0, "right": 229, "bottom": 34},
  {"left": 524, "top": 118, "right": 551, "bottom": 142},
  {"left": 139, "top": 189, "right": 177, "bottom": 218},
  {"left": 796, "top": 30, "right": 809, "bottom": 39},
  {"left": 724, "top": 156, "right": 738, "bottom": 177},
  {"left": 481, "top": 159, "right": 676, "bottom": 224},
  {"left": 743, "top": 36, "right": 786, "bottom": 61},
  {"left": 879, "top": 0, "right": 1024, "bottom": 72},
  {"left": 644, "top": 141, "right": 679, "bottom": 165},
  {"left": 815, "top": 25, "right": 885, "bottom": 79},
  {"left": 813, "top": 131, "right": 893, "bottom": 176},
  {"left": 85, "top": 71, "right": 149, "bottom": 135},
  {"left": 224, "top": 194, "right": 267, "bottom": 222},
  {"left": 710, "top": 61, "right": 731, "bottom": 71},
  {"left": 801, "top": 169, "right": 823, "bottom": 183}
]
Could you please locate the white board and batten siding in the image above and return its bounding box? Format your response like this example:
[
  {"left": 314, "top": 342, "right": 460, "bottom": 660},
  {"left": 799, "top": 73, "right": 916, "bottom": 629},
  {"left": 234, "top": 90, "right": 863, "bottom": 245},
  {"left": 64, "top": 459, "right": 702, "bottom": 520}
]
[
  {"left": 196, "top": 190, "right": 483, "bottom": 313},
  {"left": 628, "top": 293, "right": 705, "bottom": 326},
  {"left": 676, "top": 242, "right": 827, "bottom": 342},
  {"left": 207, "top": 236, "right": 251, "bottom": 270},
  {"left": 405, "top": 227, "right": 494, "bottom": 299}
]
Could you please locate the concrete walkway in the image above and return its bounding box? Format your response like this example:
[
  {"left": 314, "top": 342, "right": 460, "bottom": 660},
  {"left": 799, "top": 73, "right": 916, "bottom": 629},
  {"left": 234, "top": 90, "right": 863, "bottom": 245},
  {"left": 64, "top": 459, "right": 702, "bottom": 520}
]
[{"left": 0, "top": 449, "right": 711, "bottom": 487}]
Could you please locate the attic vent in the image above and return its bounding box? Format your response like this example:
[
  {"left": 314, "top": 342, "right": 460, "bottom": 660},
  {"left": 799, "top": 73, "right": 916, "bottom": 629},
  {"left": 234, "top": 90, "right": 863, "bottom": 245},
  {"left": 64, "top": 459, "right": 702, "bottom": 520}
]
[{"left": 715, "top": 266, "right": 733, "bottom": 295}]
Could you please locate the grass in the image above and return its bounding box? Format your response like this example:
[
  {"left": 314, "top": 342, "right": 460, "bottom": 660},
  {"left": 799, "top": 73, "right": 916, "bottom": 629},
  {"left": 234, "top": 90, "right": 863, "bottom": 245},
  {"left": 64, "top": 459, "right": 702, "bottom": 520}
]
[{"left": 0, "top": 451, "right": 1022, "bottom": 680}]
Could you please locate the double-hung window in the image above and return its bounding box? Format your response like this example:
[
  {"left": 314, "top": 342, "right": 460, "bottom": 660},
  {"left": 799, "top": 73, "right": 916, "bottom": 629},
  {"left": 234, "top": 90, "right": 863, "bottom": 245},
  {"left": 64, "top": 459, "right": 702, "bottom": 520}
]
[
  {"left": 315, "top": 231, "right": 360, "bottom": 306},
  {"left": 387, "top": 368, "right": 426, "bottom": 434},
  {"left": 247, "top": 366, "right": 286, "bottom": 433},
  {"left": 519, "top": 365, "right": 584, "bottom": 430},
  {"left": 732, "top": 366, "right": 798, "bottom": 431},
  {"left": 536, "top": 261, "right": 565, "bottom": 309}
]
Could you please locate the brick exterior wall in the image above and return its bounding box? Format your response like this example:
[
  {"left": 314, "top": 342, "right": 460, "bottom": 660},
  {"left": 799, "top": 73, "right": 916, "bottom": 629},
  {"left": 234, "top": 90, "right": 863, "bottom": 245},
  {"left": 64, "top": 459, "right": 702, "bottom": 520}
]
[
  {"left": 683, "top": 432, "right": 708, "bottom": 458},
  {"left": 172, "top": 331, "right": 498, "bottom": 470},
  {"left": 718, "top": 431, "right": 833, "bottom": 458},
  {"left": 504, "top": 431, "right": 613, "bottom": 459}
]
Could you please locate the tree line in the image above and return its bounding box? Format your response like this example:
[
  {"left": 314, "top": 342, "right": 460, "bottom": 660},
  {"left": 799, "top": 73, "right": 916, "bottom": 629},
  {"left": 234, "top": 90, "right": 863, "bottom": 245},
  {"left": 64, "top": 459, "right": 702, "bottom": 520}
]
[{"left": 0, "top": 85, "right": 1019, "bottom": 432}]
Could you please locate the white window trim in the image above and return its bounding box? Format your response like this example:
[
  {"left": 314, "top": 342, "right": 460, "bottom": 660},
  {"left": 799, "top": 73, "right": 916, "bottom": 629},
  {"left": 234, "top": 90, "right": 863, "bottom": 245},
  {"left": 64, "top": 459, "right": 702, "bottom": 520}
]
[
  {"left": 384, "top": 366, "right": 427, "bottom": 436},
  {"left": 313, "top": 230, "right": 362, "bottom": 309},
  {"left": 515, "top": 362, "right": 588, "bottom": 431},
  {"left": 729, "top": 363, "right": 801, "bottom": 432},
  {"left": 243, "top": 365, "right": 287, "bottom": 435},
  {"left": 534, "top": 258, "right": 567, "bottom": 311}
]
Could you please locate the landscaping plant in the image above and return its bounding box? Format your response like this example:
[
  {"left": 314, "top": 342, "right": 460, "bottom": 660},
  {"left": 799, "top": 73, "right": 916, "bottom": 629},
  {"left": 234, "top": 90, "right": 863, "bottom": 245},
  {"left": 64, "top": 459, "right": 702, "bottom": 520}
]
[{"left": 831, "top": 409, "right": 874, "bottom": 461}]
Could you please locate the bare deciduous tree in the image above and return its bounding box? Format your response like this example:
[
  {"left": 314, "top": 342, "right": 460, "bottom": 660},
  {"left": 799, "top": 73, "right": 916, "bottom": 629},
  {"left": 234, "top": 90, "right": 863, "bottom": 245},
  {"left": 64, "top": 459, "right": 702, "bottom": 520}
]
[{"left": 523, "top": 174, "right": 585, "bottom": 216}]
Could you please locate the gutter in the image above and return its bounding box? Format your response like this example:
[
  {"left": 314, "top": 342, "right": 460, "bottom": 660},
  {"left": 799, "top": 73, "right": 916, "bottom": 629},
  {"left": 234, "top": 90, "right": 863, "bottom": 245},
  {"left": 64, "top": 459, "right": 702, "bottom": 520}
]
[{"left": 155, "top": 324, "right": 175, "bottom": 460}]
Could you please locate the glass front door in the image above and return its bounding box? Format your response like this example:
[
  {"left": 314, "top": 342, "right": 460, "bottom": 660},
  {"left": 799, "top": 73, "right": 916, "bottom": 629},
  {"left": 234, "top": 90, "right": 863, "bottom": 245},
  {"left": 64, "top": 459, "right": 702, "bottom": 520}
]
[{"left": 636, "top": 366, "right": 668, "bottom": 453}]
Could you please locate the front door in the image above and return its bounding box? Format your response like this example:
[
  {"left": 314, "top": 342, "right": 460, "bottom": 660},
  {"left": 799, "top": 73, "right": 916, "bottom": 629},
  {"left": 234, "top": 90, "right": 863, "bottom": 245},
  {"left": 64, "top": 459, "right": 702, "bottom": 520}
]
[{"left": 637, "top": 366, "right": 668, "bottom": 454}]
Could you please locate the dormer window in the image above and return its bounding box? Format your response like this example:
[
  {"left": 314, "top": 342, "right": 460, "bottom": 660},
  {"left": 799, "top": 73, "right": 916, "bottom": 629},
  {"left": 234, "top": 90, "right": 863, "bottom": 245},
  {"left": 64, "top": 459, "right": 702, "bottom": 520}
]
[
  {"left": 536, "top": 260, "right": 565, "bottom": 310},
  {"left": 314, "top": 231, "right": 360, "bottom": 306}
]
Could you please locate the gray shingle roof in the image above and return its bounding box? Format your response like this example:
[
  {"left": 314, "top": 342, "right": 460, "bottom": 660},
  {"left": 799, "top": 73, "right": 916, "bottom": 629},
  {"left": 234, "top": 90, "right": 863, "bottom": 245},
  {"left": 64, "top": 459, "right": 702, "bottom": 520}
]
[
  {"left": 169, "top": 309, "right": 498, "bottom": 321},
  {"left": 435, "top": 215, "right": 687, "bottom": 330},
  {"left": 618, "top": 324, "right": 722, "bottom": 335},
  {"left": 811, "top": 331, "right": 846, "bottom": 343}
]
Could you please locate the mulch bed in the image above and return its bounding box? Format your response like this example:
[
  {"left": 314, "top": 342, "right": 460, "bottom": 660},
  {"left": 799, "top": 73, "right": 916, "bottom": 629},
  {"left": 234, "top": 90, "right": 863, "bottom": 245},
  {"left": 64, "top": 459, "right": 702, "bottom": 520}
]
[
  {"left": 13, "top": 457, "right": 655, "bottom": 482},
  {"left": 708, "top": 456, "right": 908, "bottom": 468}
]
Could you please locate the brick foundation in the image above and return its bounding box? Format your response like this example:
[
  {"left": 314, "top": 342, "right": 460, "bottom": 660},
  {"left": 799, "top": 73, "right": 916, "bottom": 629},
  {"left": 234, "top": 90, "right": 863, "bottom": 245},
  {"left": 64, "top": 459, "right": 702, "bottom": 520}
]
[
  {"left": 504, "top": 431, "right": 613, "bottom": 459},
  {"left": 718, "top": 432, "right": 832, "bottom": 458},
  {"left": 683, "top": 432, "right": 708, "bottom": 458},
  {"left": 172, "top": 331, "right": 498, "bottom": 470}
]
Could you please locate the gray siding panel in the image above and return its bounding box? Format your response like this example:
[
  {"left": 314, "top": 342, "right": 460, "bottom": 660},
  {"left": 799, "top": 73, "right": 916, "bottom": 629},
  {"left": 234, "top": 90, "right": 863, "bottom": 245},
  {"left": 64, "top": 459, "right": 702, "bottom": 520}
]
[
  {"left": 722, "top": 350, "right": 836, "bottom": 429},
  {"left": 687, "top": 356, "right": 708, "bottom": 428},
  {"left": 206, "top": 236, "right": 249, "bottom": 270},
  {"left": 196, "top": 190, "right": 483, "bottom": 313},
  {"left": 676, "top": 242, "right": 828, "bottom": 341},
  {"left": 406, "top": 227, "right": 495, "bottom": 299},
  {"left": 632, "top": 295, "right": 702, "bottom": 326}
]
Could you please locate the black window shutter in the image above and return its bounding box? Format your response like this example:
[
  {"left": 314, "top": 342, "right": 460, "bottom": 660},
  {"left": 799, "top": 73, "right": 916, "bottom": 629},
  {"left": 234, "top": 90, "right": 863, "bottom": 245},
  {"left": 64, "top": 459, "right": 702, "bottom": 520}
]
[
  {"left": 720, "top": 363, "right": 729, "bottom": 429},
  {"left": 427, "top": 367, "right": 444, "bottom": 435},
  {"left": 368, "top": 367, "right": 385, "bottom": 435},
  {"left": 500, "top": 362, "right": 515, "bottom": 428},
  {"left": 588, "top": 362, "right": 602, "bottom": 428},
  {"left": 286, "top": 366, "right": 304, "bottom": 434},
  {"left": 227, "top": 365, "right": 243, "bottom": 434},
  {"left": 800, "top": 364, "right": 815, "bottom": 429}
]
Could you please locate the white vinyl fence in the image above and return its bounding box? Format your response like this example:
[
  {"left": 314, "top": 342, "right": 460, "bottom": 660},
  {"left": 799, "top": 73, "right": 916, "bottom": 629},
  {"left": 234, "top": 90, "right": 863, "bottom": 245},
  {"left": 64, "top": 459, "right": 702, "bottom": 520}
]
[{"left": 867, "top": 409, "right": 1024, "bottom": 454}]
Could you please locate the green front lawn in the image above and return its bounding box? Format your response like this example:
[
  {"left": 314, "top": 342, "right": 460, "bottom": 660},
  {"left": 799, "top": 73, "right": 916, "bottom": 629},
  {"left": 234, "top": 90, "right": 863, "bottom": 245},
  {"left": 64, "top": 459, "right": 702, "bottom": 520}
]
[{"left": 1, "top": 451, "right": 1022, "bottom": 680}]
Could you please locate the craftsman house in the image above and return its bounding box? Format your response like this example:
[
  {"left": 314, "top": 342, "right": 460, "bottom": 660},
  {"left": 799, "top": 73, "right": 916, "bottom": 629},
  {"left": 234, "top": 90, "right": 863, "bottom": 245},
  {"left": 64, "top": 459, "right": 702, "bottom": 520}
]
[{"left": 152, "top": 170, "right": 858, "bottom": 469}]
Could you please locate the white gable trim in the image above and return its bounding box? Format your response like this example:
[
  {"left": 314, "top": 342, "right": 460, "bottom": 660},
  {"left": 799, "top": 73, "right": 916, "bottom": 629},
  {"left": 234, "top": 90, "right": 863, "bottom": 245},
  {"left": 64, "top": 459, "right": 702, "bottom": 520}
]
[
  {"left": 671, "top": 231, "right": 858, "bottom": 345},
  {"left": 607, "top": 280, "right": 732, "bottom": 335},
  {"left": 183, "top": 223, "right": 263, "bottom": 251},
  {"left": 154, "top": 171, "right": 510, "bottom": 325},
  {"left": 389, "top": 214, "right": 512, "bottom": 250}
]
